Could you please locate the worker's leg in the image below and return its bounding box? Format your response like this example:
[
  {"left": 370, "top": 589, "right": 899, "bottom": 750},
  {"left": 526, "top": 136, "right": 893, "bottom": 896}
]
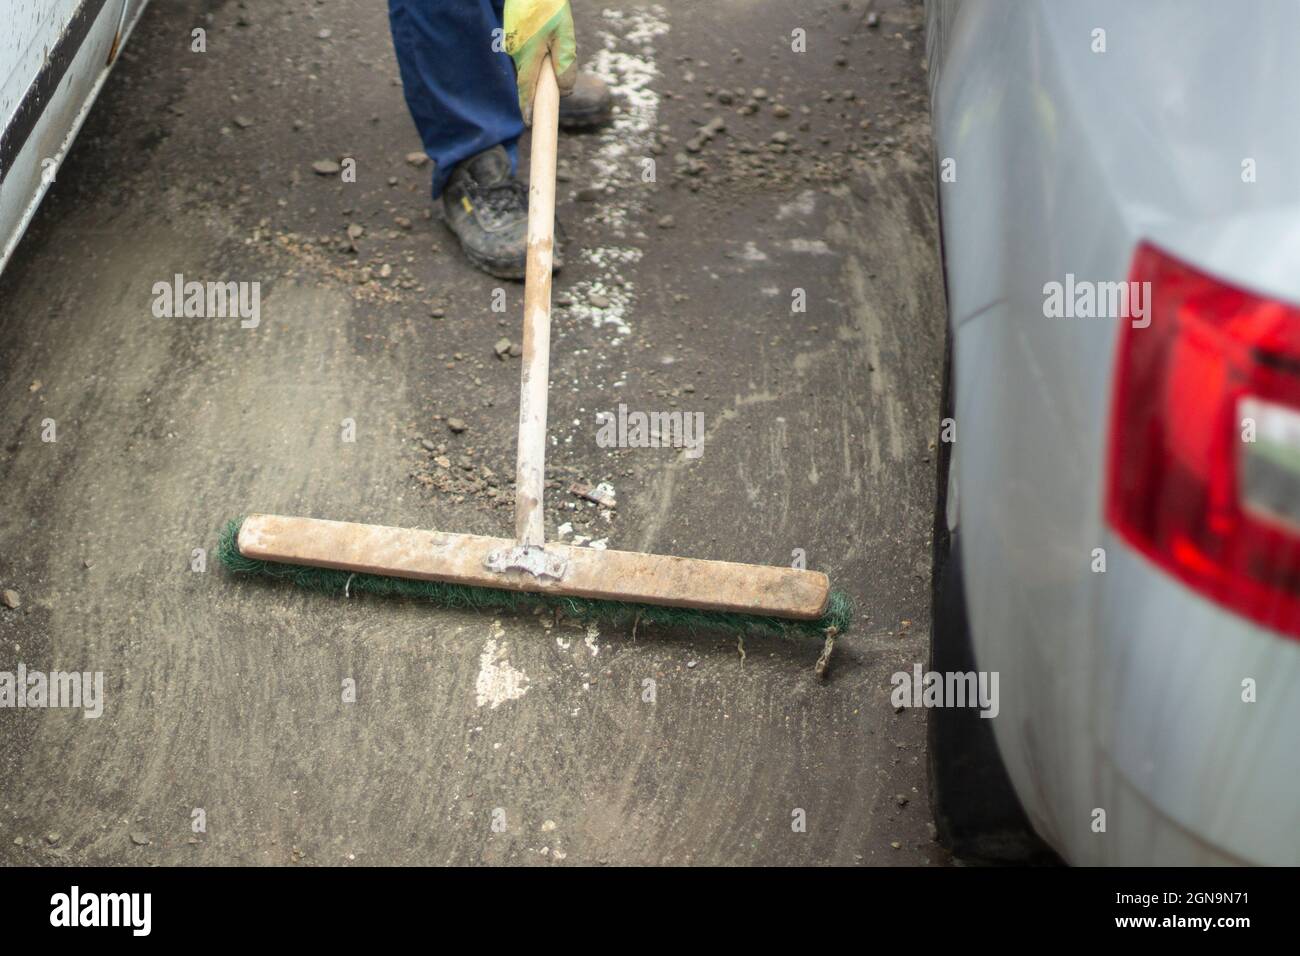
[{"left": 388, "top": 0, "right": 522, "bottom": 198}]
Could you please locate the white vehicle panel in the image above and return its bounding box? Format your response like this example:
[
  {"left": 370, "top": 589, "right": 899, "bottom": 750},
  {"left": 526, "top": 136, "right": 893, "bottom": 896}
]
[
  {"left": 0, "top": 0, "right": 147, "bottom": 274},
  {"left": 930, "top": 0, "right": 1300, "bottom": 864}
]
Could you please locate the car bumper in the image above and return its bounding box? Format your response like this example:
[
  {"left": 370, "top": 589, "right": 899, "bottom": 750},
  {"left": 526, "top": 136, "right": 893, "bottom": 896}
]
[{"left": 1088, "top": 540, "right": 1300, "bottom": 865}]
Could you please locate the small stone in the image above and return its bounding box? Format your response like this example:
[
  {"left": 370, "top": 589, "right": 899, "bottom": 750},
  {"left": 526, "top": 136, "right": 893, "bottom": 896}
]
[
  {"left": 130, "top": 832, "right": 151, "bottom": 846},
  {"left": 406, "top": 151, "right": 430, "bottom": 168},
  {"left": 772, "top": 104, "right": 791, "bottom": 118},
  {"left": 589, "top": 293, "right": 611, "bottom": 308},
  {"left": 1, "top": 589, "right": 19, "bottom": 609},
  {"left": 447, "top": 418, "right": 467, "bottom": 434},
  {"left": 890, "top": 840, "right": 902, "bottom": 850},
  {"left": 233, "top": 115, "right": 254, "bottom": 129},
  {"left": 420, "top": 439, "right": 437, "bottom": 452},
  {"left": 317, "top": 28, "right": 332, "bottom": 39},
  {"left": 82, "top": 560, "right": 93, "bottom": 570},
  {"left": 770, "top": 130, "right": 791, "bottom": 145},
  {"left": 28, "top": 380, "right": 41, "bottom": 392},
  {"left": 434, "top": 455, "right": 451, "bottom": 469},
  {"left": 751, "top": 87, "right": 768, "bottom": 100},
  {"left": 493, "top": 338, "right": 512, "bottom": 359},
  {"left": 686, "top": 660, "right": 698, "bottom": 669},
  {"left": 312, "top": 159, "right": 341, "bottom": 176},
  {"left": 429, "top": 303, "right": 445, "bottom": 318},
  {"left": 508, "top": 342, "right": 522, "bottom": 358},
  {"left": 657, "top": 215, "right": 675, "bottom": 229},
  {"left": 835, "top": 54, "right": 848, "bottom": 67},
  {"left": 541, "top": 820, "right": 557, "bottom": 832},
  {"left": 570, "top": 481, "right": 617, "bottom": 509},
  {"left": 576, "top": 187, "right": 602, "bottom": 203},
  {"left": 46, "top": 833, "right": 60, "bottom": 846},
  {"left": 866, "top": 11, "right": 881, "bottom": 28}
]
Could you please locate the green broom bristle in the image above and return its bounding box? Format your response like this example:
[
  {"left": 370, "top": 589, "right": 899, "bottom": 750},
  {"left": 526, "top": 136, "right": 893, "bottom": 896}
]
[{"left": 217, "top": 518, "right": 851, "bottom": 640}]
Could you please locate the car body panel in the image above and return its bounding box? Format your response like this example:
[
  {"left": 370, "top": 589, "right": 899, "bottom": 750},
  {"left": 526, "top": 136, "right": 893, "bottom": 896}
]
[
  {"left": 928, "top": 0, "right": 1300, "bottom": 864},
  {"left": 1, "top": 0, "right": 150, "bottom": 275}
]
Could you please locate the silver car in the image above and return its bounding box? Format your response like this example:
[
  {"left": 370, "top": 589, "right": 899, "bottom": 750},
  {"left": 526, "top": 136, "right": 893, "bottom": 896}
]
[
  {"left": 1, "top": 0, "right": 150, "bottom": 274},
  {"left": 926, "top": 0, "right": 1300, "bottom": 864}
]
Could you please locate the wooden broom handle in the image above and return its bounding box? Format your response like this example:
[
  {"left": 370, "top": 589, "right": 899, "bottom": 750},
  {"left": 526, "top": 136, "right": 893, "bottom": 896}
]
[{"left": 514, "top": 55, "right": 560, "bottom": 548}]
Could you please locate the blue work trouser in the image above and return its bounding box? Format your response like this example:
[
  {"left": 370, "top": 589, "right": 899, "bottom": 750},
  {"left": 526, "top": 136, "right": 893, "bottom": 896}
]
[{"left": 388, "top": 0, "right": 524, "bottom": 197}]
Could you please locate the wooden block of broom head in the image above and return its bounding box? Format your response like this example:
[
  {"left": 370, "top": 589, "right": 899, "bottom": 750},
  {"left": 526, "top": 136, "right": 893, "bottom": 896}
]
[{"left": 237, "top": 514, "right": 831, "bottom": 621}]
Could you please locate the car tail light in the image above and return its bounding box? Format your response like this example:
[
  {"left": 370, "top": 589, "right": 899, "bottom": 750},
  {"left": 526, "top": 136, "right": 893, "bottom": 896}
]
[{"left": 1107, "top": 241, "right": 1300, "bottom": 639}]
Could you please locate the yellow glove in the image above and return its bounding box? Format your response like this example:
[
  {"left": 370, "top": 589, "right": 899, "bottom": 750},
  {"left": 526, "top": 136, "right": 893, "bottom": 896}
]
[{"left": 504, "top": 0, "right": 577, "bottom": 125}]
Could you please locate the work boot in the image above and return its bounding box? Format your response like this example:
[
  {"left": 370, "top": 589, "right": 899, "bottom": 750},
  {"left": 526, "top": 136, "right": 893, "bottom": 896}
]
[
  {"left": 558, "top": 73, "right": 613, "bottom": 130},
  {"left": 441, "top": 145, "right": 563, "bottom": 280}
]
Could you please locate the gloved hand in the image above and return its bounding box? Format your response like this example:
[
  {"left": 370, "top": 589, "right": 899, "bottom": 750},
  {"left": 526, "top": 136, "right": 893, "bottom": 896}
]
[{"left": 504, "top": 0, "right": 577, "bottom": 125}]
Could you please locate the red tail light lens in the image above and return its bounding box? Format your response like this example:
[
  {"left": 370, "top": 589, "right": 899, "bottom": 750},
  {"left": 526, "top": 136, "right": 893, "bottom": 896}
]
[{"left": 1107, "top": 242, "right": 1300, "bottom": 639}]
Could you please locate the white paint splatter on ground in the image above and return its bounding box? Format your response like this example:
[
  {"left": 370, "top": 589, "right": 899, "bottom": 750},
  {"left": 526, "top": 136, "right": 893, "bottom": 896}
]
[
  {"left": 549, "top": 6, "right": 670, "bottom": 554},
  {"left": 584, "top": 624, "right": 601, "bottom": 656},
  {"left": 778, "top": 190, "right": 818, "bottom": 220},
  {"left": 586, "top": 7, "right": 669, "bottom": 231},
  {"left": 475, "top": 621, "right": 530, "bottom": 709},
  {"left": 782, "top": 238, "right": 834, "bottom": 255},
  {"left": 567, "top": 246, "right": 642, "bottom": 341},
  {"left": 563, "top": 6, "right": 669, "bottom": 351}
]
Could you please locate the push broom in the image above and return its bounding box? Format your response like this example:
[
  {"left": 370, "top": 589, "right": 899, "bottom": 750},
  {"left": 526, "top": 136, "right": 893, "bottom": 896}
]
[{"left": 219, "top": 57, "right": 850, "bottom": 665}]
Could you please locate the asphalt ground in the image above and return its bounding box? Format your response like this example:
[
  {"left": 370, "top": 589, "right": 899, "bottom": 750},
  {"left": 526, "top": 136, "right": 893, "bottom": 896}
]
[{"left": 0, "top": 0, "right": 946, "bottom": 865}]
